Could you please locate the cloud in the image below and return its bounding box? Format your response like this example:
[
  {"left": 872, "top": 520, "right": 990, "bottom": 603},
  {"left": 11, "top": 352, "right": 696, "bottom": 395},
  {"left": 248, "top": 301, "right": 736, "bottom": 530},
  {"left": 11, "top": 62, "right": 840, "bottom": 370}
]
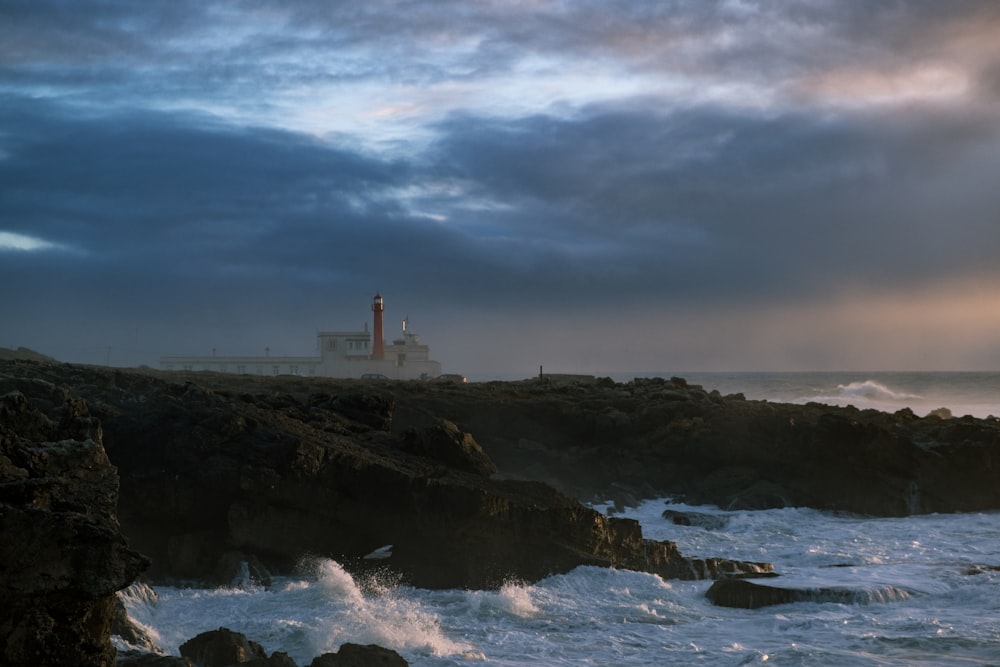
[
  {"left": 428, "top": 101, "right": 1000, "bottom": 306},
  {"left": 3, "top": 1, "right": 1000, "bottom": 371}
]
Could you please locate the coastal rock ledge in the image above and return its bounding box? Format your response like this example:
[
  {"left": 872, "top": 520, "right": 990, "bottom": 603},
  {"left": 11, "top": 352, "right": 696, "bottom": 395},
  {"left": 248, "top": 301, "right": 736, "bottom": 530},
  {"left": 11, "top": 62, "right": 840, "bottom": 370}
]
[{"left": 0, "top": 360, "right": 769, "bottom": 594}]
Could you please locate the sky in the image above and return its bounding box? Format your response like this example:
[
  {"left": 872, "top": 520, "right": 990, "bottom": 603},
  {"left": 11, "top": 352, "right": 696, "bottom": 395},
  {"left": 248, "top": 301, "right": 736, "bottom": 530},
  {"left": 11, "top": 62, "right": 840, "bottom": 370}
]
[{"left": 3, "top": 0, "right": 1000, "bottom": 376}]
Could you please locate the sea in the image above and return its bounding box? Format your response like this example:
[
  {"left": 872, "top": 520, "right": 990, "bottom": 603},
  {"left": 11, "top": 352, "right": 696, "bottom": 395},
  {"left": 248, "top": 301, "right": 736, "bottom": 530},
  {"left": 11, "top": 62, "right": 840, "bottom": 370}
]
[{"left": 116, "top": 372, "right": 1000, "bottom": 666}]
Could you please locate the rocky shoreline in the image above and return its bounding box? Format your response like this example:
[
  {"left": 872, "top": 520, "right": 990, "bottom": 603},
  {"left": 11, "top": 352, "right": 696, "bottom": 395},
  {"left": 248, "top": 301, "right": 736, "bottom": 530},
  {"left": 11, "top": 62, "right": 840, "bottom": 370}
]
[{"left": 2, "top": 358, "right": 999, "bottom": 665}]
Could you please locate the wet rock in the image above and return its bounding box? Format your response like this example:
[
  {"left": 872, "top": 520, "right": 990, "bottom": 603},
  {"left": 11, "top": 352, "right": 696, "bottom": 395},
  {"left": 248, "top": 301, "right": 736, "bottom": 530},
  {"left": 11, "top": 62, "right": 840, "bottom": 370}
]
[
  {"left": 705, "top": 577, "right": 912, "bottom": 609},
  {"left": 240, "top": 651, "right": 298, "bottom": 667},
  {"left": 309, "top": 643, "right": 408, "bottom": 667},
  {"left": 111, "top": 595, "right": 160, "bottom": 653},
  {"left": 178, "top": 627, "right": 266, "bottom": 666},
  {"left": 115, "top": 650, "right": 193, "bottom": 666},
  {"left": 662, "top": 510, "right": 729, "bottom": 530}
]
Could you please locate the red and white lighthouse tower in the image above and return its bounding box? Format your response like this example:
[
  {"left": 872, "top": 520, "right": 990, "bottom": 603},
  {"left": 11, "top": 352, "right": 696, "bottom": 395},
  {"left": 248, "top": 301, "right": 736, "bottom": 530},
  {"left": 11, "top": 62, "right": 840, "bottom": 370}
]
[{"left": 372, "top": 292, "right": 385, "bottom": 360}]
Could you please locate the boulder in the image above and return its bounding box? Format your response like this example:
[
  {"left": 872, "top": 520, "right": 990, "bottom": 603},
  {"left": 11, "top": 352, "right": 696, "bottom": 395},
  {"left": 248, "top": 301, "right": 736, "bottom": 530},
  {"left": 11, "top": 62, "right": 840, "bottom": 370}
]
[
  {"left": 309, "top": 643, "right": 408, "bottom": 667},
  {"left": 178, "top": 627, "right": 266, "bottom": 666}
]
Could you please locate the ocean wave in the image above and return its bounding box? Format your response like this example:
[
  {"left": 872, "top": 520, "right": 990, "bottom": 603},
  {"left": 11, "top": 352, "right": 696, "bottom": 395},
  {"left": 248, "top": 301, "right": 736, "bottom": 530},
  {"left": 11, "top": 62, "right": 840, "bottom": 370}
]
[
  {"left": 834, "top": 380, "right": 922, "bottom": 402},
  {"left": 799, "top": 379, "right": 925, "bottom": 407}
]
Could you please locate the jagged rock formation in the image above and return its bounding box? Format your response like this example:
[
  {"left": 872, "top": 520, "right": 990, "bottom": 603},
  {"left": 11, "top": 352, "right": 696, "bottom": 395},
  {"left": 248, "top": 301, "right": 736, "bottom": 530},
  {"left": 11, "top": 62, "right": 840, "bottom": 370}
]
[
  {"left": 0, "top": 388, "right": 149, "bottom": 667},
  {"left": 0, "top": 361, "right": 767, "bottom": 590},
  {"left": 384, "top": 376, "right": 1000, "bottom": 516}
]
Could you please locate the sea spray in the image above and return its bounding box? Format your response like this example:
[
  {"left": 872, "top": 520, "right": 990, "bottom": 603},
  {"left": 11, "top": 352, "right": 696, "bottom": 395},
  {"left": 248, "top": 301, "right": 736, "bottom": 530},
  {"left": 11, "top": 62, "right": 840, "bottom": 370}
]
[
  {"left": 659, "top": 371, "right": 1000, "bottom": 418},
  {"left": 117, "top": 504, "right": 1000, "bottom": 666},
  {"left": 834, "top": 379, "right": 923, "bottom": 403}
]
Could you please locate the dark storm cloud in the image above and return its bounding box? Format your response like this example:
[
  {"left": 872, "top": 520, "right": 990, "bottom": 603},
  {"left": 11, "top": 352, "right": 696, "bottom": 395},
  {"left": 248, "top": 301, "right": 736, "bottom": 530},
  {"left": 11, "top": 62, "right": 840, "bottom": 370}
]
[
  {"left": 0, "top": 98, "right": 403, "bottom": 260},
  {"left": 429, "top": 103, "right": 1000, "bottom": 307},
  {"left": 0, "top": 96, "right": 546, "bottom": 315},
  {"left": 3, "top": 92, "right": 999, "bottom": 318},
  {"left": 4, "top": 1, "right": 1000, "bottom": 370}
]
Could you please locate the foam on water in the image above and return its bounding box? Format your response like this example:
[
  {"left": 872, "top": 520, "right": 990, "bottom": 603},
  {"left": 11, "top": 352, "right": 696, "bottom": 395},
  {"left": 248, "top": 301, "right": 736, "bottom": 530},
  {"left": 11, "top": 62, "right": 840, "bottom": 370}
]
[
  {"left": 636, "top": 371, "right": 1000, "bottom": 419},
  {"left": 119, "top": 503, "right": 1000, "bottom": 666},
  {"left": 121, "top": 556, "right": 473, "bottom": 665},
  {"left": 830, "top": 379, "right": 922, "bottom": 403}
]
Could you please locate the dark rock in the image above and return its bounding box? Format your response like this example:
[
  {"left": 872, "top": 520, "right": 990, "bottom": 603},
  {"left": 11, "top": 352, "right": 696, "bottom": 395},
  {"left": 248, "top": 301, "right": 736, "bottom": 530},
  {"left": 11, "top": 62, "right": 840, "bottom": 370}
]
[
  {"left": 397, "top": 419, "right": 497, "bottom": 476},
  {"left": 327, "top": 393, "right": 394, "bottom": 431},
  {"left": 309, "top": 643, "right": 408, "bottom": 667},
  {"left": 115, "top": 649, "right": 193, "bottom": 666},
  {"left": 239, "top": 651, "right": 298, "bottom": 667},
  {"left": 178, "top": 627, "right": 266, "bottom": 666},
  {"left": 705, "top": 577, "right": 912, "bottom": 609},
  {"left": 0, "top": 388, "right": 149, "bottom": 667},
  {"left": 0, "top": 361, "right": 767, "bottom": 589},
  {"left": 377, "top": 374, "right": 1000, "bottom": 516},
  {"left": 8, "top": 359, "right": 1000, "bottom": 595},
  {"left": 723, "top": 480, "right": 790, "bottom": 511},
  {"left": 662, "top": 510, "right": 729, "bottom": 530},
  {"left": 112, "top": 594, "right": 160, "bottom": 653}
]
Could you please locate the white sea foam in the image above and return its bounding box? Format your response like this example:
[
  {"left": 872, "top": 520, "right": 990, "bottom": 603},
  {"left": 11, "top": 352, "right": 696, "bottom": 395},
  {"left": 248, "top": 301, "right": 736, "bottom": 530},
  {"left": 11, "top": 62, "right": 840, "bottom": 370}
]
[
  {"left": 121, "top": 506, "right": 1000, "bottom": 666},
  {"left": 833, "top": 379, "right": 922, "bottom": 402},
  {"left": 661, "top": 371, "right": 1000, "bottom": 419}
]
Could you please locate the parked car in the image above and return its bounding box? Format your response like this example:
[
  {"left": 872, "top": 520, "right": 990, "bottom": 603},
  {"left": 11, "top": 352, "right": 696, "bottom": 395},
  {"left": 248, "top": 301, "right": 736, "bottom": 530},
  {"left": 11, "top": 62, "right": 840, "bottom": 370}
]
[
  {"left": 360, "top": 373, "right": 390, "bottom": 380},
  {"left": 435, "top": 373, "right": 468, "bottom": 384}
]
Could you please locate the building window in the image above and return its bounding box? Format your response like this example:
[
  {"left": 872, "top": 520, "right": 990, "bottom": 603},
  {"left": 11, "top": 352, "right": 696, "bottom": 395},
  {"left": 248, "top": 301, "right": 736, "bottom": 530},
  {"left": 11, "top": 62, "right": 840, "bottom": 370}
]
[
  {"left": 237, "top": 365, "right": 246, "bottom": 375},
  {"left": 256, "top": 365, "right": 264, "bottom": 375},
  {"left": 290, "top": 365, "right": 298, "bottom": 375},
  {"left": 183, "top": 364, "right": 192, "bottom": 371},
  {"left": 272, "top": 365, "right": 280, "bottom": 375},
  {"left": 219, "top": 364, "right": 228, "bottom": 373}
]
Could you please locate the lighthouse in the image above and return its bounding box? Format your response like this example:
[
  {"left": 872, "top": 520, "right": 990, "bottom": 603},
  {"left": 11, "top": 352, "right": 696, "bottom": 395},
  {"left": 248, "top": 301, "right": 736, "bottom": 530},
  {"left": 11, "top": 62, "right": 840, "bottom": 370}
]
[{"left": 372, "top": 292, "right": 385, "bottom": 359}]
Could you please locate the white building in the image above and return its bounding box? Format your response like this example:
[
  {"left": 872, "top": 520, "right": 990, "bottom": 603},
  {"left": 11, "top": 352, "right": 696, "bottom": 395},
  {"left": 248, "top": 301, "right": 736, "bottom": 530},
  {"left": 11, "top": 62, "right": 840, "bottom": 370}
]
[{"left": 160, "top": 293, "right": 442, "bottom": 380}]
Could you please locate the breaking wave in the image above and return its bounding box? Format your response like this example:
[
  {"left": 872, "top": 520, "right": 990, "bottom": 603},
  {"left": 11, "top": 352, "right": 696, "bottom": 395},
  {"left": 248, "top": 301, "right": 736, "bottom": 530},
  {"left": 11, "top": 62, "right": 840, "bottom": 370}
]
[{"left": 832, "top": 380, "right": 922, "bottom": 403}]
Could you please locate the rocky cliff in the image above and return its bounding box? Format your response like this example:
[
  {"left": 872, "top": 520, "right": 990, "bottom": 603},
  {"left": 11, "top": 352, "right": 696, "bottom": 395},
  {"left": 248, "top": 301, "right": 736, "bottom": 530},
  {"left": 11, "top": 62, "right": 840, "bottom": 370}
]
[
  {"left": 0, "top": 361, "right": 769, "bottom": 591},
  {"left": 0, "top": 386, "right": 149, "bottom": 666},
  {"left": 4, "top": 360, "right": 998, "bottom": 596},
  {"left": 384, "top": 376, "right": 1000, "bottom": 516}
]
